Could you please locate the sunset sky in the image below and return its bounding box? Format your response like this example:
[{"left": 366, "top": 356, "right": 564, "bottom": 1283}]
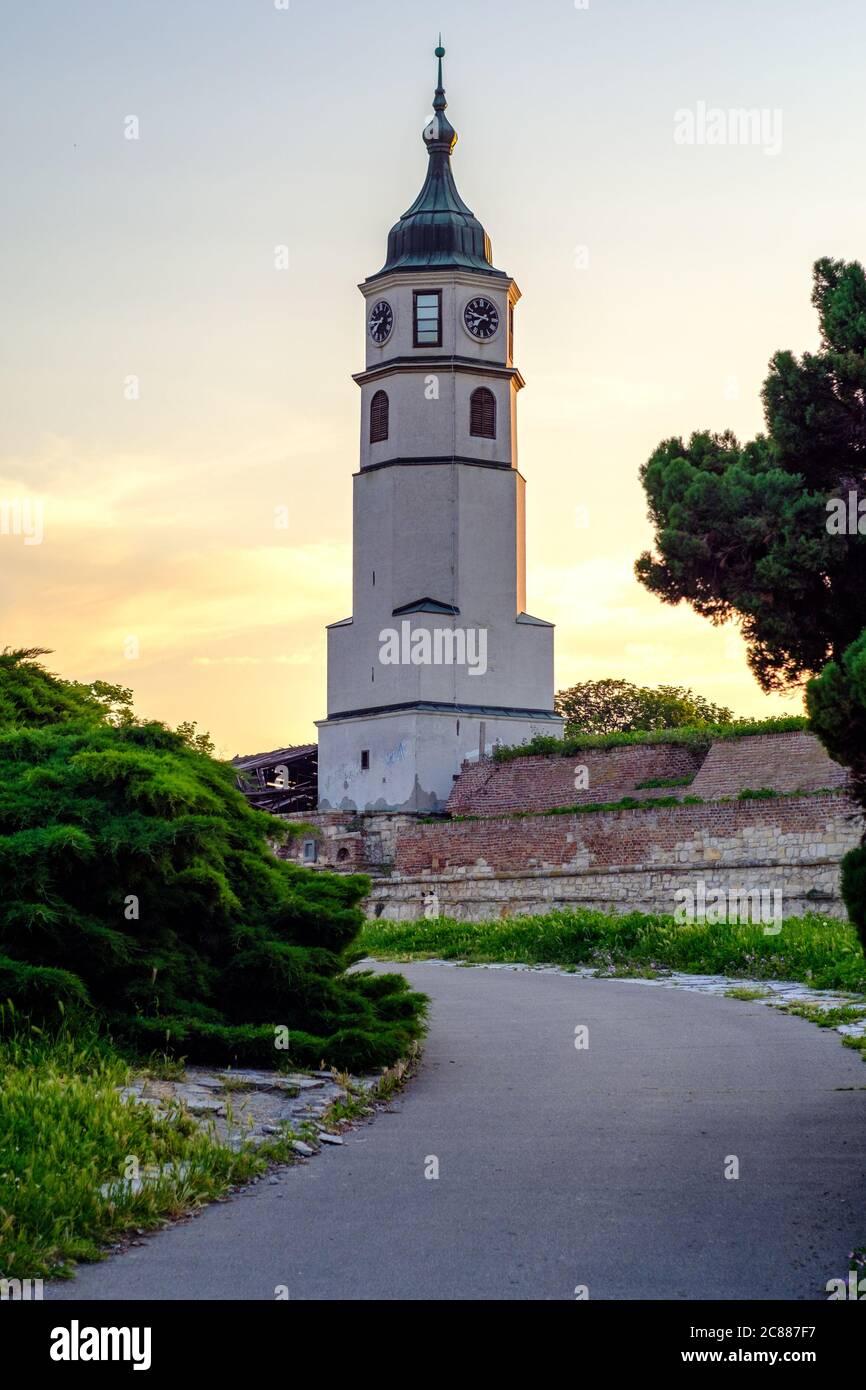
[{"left": 3, "top": 0, "right": 865, "bottom": 757}]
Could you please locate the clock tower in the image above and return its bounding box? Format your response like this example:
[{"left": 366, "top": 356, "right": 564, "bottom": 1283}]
[{"left": 316, "top": 45, "right": 563, "bottom": 812}]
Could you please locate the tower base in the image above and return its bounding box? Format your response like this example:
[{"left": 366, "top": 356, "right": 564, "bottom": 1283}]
[{"left": 316, "top": 704, "right": 563, "bottom": 812}]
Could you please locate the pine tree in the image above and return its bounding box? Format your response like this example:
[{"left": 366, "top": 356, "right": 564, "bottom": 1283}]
[{"left": 635, "top": 259, "right": 866, "bottom": 948}]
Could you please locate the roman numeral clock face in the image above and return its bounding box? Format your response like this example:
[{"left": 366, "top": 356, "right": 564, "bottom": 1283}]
[
  {"left": 464, "top": 296, "right": 500, "bottom": 340},
  {"left": 368, "top": 299, "right": 393, "bottom": 344}
]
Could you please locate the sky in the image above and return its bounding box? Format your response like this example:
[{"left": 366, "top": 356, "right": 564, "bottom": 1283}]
[{"left": 2, "top": 0, "right": 865, "bottom": 757}]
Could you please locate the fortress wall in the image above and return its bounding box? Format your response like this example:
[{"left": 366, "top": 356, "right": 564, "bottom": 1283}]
[
  {"left": 687, "top": 732, "right": 849, "bottom": 800},
  {"left": 280, "top": 734, "right": 860, "bottom": 925},
  {"left": 368, "top": 794, "right": 862, "bottom": 922},
  {"left": 444, "top": 732, "right": 847, "bottom": 817},
  {"left": 445, "top": 742, "right": 704, "bottom": 815}
]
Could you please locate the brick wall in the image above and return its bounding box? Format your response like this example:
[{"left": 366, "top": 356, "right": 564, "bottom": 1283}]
[
  {"left": 394, "top": 794, "right": 858, "bottom": 875},
  {"left": 446, "top": 743, "right": 704, "bottom": 815},
  {"left": 368, "top": 793, "right": 863, "bottom": 922},
  {"left": 445, "top": 732, "right": 847, "bottom": 817},
  {"left": 689, "top": 732, "right": 849, "bottom": 799}
]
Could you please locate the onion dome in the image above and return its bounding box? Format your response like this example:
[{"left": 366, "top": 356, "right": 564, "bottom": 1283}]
[{"left": 372, "top": 42, "right": 505, "bottom": 280}]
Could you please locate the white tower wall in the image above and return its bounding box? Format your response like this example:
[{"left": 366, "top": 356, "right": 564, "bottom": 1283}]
[{"left": 316, "top": 51, "right": 563, "bottom": 812}]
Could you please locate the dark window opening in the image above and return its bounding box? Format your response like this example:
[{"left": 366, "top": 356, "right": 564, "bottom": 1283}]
[
  {"left": 360, "top": 749, "right": 370, "bottom": 770},
  {"left": 336, "top": 847, "right": 350, "bottom": 862},
  {"left": 470, "top": 386, "right": 496, "bottom": 439},
  {"left": 413, "top": 289, "right": 442, "bottom": 347},
  {"left": 370, "top": 389, "right": 389, "bottom": 443}
]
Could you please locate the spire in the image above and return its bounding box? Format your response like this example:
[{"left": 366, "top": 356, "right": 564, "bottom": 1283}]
[
  {"left": 435, "top": 35, "right": 445, "bottom": 104},
  {"left": 423, "top": 38, "right": 456, "bottom": 153},
  {"left": 371, "top": 40, "right": 504, "bottom": 280}
]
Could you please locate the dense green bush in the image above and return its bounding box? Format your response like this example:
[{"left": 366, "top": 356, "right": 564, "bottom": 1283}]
[
  {"left": 0, "top": 651, "right": 425, "bottom": 1069},
  {"left": 808, "top": 629, "right": 866, "bottom": 951},
  {"left": 840, "top": 848, "right": 866, "bottom": 952}
]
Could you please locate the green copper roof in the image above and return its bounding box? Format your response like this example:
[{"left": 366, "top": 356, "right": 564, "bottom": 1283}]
[{"left": 370, "top": 44, "right": 505, "bottom": 281}]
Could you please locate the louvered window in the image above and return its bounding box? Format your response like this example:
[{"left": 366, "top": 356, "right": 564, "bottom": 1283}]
[
  {"left": 370, "top": 390, "right": 389, "bottom": 443},
  {"left": 470, "top": 387, "right": 496, "bottom": 439}
]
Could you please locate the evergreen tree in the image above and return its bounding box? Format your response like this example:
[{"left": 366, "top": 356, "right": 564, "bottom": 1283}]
[
  {"left": 0, "top": 650, "right": 425, "bottom": 1068},
  {"left": 635, "top": 259, "right": 866, "bottom": 947}
]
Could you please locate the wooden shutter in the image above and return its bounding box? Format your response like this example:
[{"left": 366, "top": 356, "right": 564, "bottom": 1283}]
[
  {"left": 470, "top": 387, "right": 496, "bottom": 439},
  {"left": 370, "top": 390, "right": 389, "bottom": 443}
]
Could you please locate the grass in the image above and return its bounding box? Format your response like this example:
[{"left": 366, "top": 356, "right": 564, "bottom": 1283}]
[
  {"left": 725, "top": 986, "right": 772, "bottom": 1000},
  {"left": 444, "top": 785, "right": 844, "bottom": 825},
  {"left": 494, "top": 715, "right": 809, "bottom": 760},
  {"left": 596, "top": 962, "right": 660, "bottom": 979},
  {"left": 217, "top": 1074, "right": 257, "bottom": 1093},
  {"left": 635, "top": 775, "right": 696, "bottom": 790},
  {"left": 0, "top": 1026, "right": 319, "bottom": 1281},
  {"left": 448, "top": 795, "right": 686, "bottom": 823},
  {"left": 322, "top": 1047, "right": 419, "bottom": 1128},
  {"left": 361, "top": 908, "right": 866, "bottom": 994},
  {"left": 779, "top": 1003, "right": 866, "bottom": 1028},
  {"left": 139, "top": 1052, "right": 187, "bottom": 1082},
  {"left": 0, "top": 1015, "right": 422, "bottom": 1283}
]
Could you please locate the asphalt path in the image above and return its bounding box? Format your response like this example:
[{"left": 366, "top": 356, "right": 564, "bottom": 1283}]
[{"left": 48, "top": 962, "right": 866, "bottom": 1301}]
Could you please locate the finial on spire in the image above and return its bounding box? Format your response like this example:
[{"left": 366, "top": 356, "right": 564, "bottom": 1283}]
[
  {"left": 433, "top": 37, "right": 446, "bottom": 113},
  {"left": 423, "top": 35, "right": 456, "bottom": 151}
]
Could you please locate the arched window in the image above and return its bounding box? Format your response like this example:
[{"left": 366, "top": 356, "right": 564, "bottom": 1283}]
[
  {"left": 370, "top": 390, "right": 389, "bottom": 443},
  {"left": 470, "top": 387, "right": 496, "bottom": 439}
]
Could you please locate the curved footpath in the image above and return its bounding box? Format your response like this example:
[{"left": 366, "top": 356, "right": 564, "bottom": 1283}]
[{"left": 49, "top": 962, "right": 866, "bottom": 1301}]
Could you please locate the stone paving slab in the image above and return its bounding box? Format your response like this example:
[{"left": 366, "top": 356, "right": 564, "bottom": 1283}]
[{"left": 117, "top": 1065, "right": 379, "bottom": 1159}]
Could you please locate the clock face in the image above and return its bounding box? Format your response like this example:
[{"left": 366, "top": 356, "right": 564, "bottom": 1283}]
[
  {"left": 369, "top": 299, "right": 393, "bottom": 345},
  {"left": 464, "top": 296, "right": 500, "bottom": 340}
]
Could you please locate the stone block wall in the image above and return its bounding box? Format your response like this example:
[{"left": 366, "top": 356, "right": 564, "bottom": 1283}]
[
  {"left": 279, "top": 810, "right": 417, "bottom": 874},
  {"left": 368, "top": 794, "right": 863, "bottom": 922}
]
